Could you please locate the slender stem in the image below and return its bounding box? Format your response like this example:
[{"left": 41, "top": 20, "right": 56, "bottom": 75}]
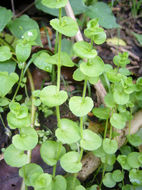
[
  {"left": 82, "top": 79, "right": 87, "bottom": 101},
  {"left": 56, "top": 106, "right": 61, "bottom": 128},
  {"left": 104, "top": 118, "right": 109, "bottom": 139},
  {"left": 0, "top": 114, "right": 6, "bottom": 129},
  {"left": 128, "top": 109, "right": 132, "bottom": 136},
  {"left": 20, "top": 69, "right": 36, "bottom": 190},
  {"left": 52, "top": 165, "right": 56, "bottom": 178},
  {"left": 12, "top": 67, "right": 24, "bottom": 101},
  {"left": 100, "top": 163, "right": 106, "bottom": 188}
]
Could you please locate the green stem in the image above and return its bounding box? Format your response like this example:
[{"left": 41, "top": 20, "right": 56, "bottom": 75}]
[
  {"left": 82, "top": 79, "right": 87, "bottom": 101},
  {"left": 109, "top": 124, "right": 113, "bottom": 140},
  {"left": 20, "top": 69, "right": 36, "bottom": 190},
  {"left": 104, "top": 118, "right": 109, "bottom": 139},
  {"left": 52, "top": 165, "right": 57, "bottom": 178},
  {"left": 56, "top": 106, "right": 61, "bottom": 128},
  {"left": 12, "top": 67, "right": 24, "bottom": 101},
  {"left": 100, "top": 163, "right": 106, "bottom": 188}
]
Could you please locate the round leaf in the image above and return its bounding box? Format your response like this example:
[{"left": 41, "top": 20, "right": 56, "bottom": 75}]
[
  {"left": 7, "top": 112, "right": 31, "bottom": 129},
  {"left": 33, "top": 51, "right": 52, "bottom": 72},
  {"left": 117, "top": 155, "right": 131, "bottom": 170},
  {"left": 47, "top": 52, "right": 74, "bottom": 67},
  {"left": 16, "top": 42, "right": 31, "bottom": 63},
  {"left": 73, "top": 41, "right": 97, "bottom": 59},
  {"left": 80, "top": 129, "right": 102, "bottom": 151},
  {"left": 113, "top": 87, "right": 129, "bottom": 105},
  {"left": 55, "top": 118, "right": 81, "bottom": 144},
  {"left": 40, "top": 140, "right": 65, "bottom": 166},
  {"left": 104, "top": 93, "right": 116, "bottom": 108},
  {"left": 69, "top": 96, "right": 94, "bottom": 117},
  {"left": 50, "top": 16, "right": 78, "bottom": 37},
  {"left": 103, "top": 138, "right": 118, "bottom": 154},
  {"left": 4, "top": 144, "right": 28, "bottom": 167},
  {"left": 92, "top": 107, "right": 110, "bottom": 119},
  {"left": 23, "top": 29, "right": 38, "bottom": 42},
  {"left": 19, "top": 163, "right": 43, "bottom": 186},
  {"left": 127, "top": 152, "right": 141, "bottom": 169},
  {"left": 52, "top": 175, "right": 67, "bottom": 190},
  {"left": 80, "top": 56, "right": 104, "bottom": 77},
  {"left": 42, "top": 0, "right": 67, "bottom": 9},
  {"left": 110, "top": 113, "right": 126, "bottom": 129},
  {"left": 34, "top": 173, "right": 52, "bottom": 188},
  {"left": 60, "top": 151, "right": 82, "bottom": 173},
  {"left": 40, "top": 85, "right": 68, "bottom": 107},
  {"left": 112, "top": 170, "right": 124, "bottom": 182},
  {"left": 0, "top": 46, "right": 12, "bottom": 62},
  {"left": 103, "top": 173, "right": 116, "bottom": 188},
  {"left": 73, "top": 68, "right": 99, "bottom": 84},
  {"left": 127, "top": 134, "right": 142, "bottom": 147},
  {"left": 66, "top": 176, "right": 80, "bottom": 190},
  {"left": 129, "top": 169, "right": 142, "bottom": 186},
  {"left": 12, "top": 127, "right": 38, "bottom": 150}
]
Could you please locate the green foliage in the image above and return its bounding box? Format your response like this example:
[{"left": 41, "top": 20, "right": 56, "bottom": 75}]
[
  {"left": 132, "top": 32, "right": 142, "bottom": 46},
  {"left": 60, "top": 151, "right": 82, "bottom": 173},
  {"left": 7, "top": 15, "right": 42, "bottom": 46},
  {"left": 103, "top": 138, "right": 118, "bottom": 154},
  {"left": 42, "top": 0, "right": 67, "bottom": 9},
  {"left": 50, "top": 16, "right": 78, "bottom": 37},
  {"left": 0, "top": 59, "right": 16, "bottom": 73},
  {"left": 0, "top": 6, "right": 13, "bottom": 32},
  {"left": 55, "top": 118, "right": 81, "bottom": 144},
  {"left": 103, "top": 173, "right": 116, "bottom": 188},
  {"left": 86, "top": 2, "right": 119, "bottom": 29},
  {"left": 0, "top": 46, "right": 12, "bottom": 62},
  {"left": 40, "top": 140, "right": 66, "bottom": 166},
  {"left": 40, "top": 85, "right": 68, "bottom": 107}
]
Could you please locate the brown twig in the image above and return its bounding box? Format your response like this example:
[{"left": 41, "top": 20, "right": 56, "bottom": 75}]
[{"left": 15, "top": 2, "right": 35, "bottom": 18}]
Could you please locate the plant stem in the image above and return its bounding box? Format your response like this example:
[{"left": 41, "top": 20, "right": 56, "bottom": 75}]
[
  {"left": 52, "top": 165, "right": 56, "bottom": 178},
  {"left": 82, "top": 79, "right": 87, "bottom": 101},
  {"left": 20, "top": 69, "right": 36, "bottom": 190},
  {"left": 56, "top": 106, "right": 61, "bottom": 128},
  {"left": 100, "top": 163, "right": 106, "bottom": 188},
  {"left": 12, "top": 67, "right": 24, "bottom": 101},
  {"left": 104, "top": 118, "right": 108, "bottom": 139},
  {"left": 109, "top": 124, "right": 113, "bottom": 140}
]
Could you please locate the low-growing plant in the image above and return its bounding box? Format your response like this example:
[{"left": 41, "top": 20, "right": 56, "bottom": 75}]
[{"left": 0, "top": 1, "right": 142, "bottom": 190}]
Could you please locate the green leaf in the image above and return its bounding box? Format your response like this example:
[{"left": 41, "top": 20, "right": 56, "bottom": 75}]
[
  {"left": 34, "top": 173, "right": 52, "bottom": 188},
  {"left": 9, "top": 102, "right": 28, "bottom": 118},
  {"left": 50, "top": 16, "right": 78, "bottom": 37},
  {"left": 87, "top": 185, "right": 98, "bottom": 190},
  {"left": 0, "top": 7, "right": 12, "bottom": 32},
  {"left": 4, "top": 144, "right": 28, "bottom": 167},
  {"left": 86, "top": 2, "right": 119, "bottom": 29},
  {"left": 104, "top": 93, "right": 115, "bottom": 108},
  {"left": 12, "top": 127, "right": 38, "bottom": 150},
  {"left": 103, "top": 138, "right": 118, "bottom": 154},
  {"left": 127, "top": 134, "right": 142, "bottom": 147},
  {"left": 129, "top": 169, "right": 142, "bottom": 186},
  {"left": 80, "top": 129, "right": 102, "bottom": 151},
  {"left": 69, "top": 96, "right": 93, "bottom": 117},
  {"left": 0, "top": 72, "right": 19, "bottom": 97},
  {"left": 103, "top": 173, "right": 116, "bottom": 188},
  {"left": 75, "top": 185, "right": 86, "bottom": 190},
  {"left": 113, "top": 86, "right": 129, "bottom": 105},
  {"left": 35, "top": 0, "right": 87, "bottom": 16},
  {"left": 55, "top": 118, "right": 81, "bottom": 144},
  {"left": 61, "top": 39, "right": 73, "bottom": 57},
  {"left": 60, "top": 151, "right": 82, "bottom": 173},
  {"left": 120, "top": 145, "right": 132, "bottom": 156},
  {"left": 42, "top": 0, "right": 67, "bottom": 9},
  {"left": 66, "top": 176, "right": 80, "bottom": 190},
  {"left": 80, "top": 56, "right": 104, "bottom": 77},
  {"left": 132, "top": 32, "right": 142, "bottom": 46},
  {"left": 19, "top": 163, "right": 43, "bottom": 186},
  {"left": 0, "top": 59, "right": 16, "bottom": 73},
  {"left": 33, "top": 51, "right": 52, "bottom": 72},
  {"left": 92, "top": 107, "right": 110, "bottom": 119},
  {"left": 73, "top": 41, "right": 97, "bottom": 59},
  {"left": 40, "top": 85, "right": 68, "bottom": 107},
  {"left": 7, "top": 15, "right": 42, "bottom": 46},
  {"left": 47, "top": 52, "right": 74, "bottom": 67},
  {"left": 23, "top": 29, "right": 38, "bottom": 42},
  {"left": 52, "top": 175, "right": 67, "bottom": 190},
  {"left": 117, "top": 155, "right": 131, "bottom": 170},
  {"left": 40, "top": 140, "right": 65, "bottom": 166},
  {"left": 112, "top": 170, "right": 124, "bottom": 182},
  {"left": 0, "top": 97, "right": 9, "bottom": 106},
  {"left": 16, "top": 42, "right": 31, "bottom": 63},
  {"left": 73, "top": 68, "right": 99, "bottom": 85},
  {"left": 7, "top": 112, "right": 31, "bottom": 129},
  {"left": 84, "top": 27, "right": 106, "bottom": 45},
  {"left": 0, "top": 46, "right": 12, "bottom": 62},
  {"left": 127, "top": 152, "right": 141, "bottom": 169},
  {"left": 110, "top": 113, "right": 126, "bottom": 129},
  {"left": 113, "top": 52, "right": 130, "bottom": 68}
]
